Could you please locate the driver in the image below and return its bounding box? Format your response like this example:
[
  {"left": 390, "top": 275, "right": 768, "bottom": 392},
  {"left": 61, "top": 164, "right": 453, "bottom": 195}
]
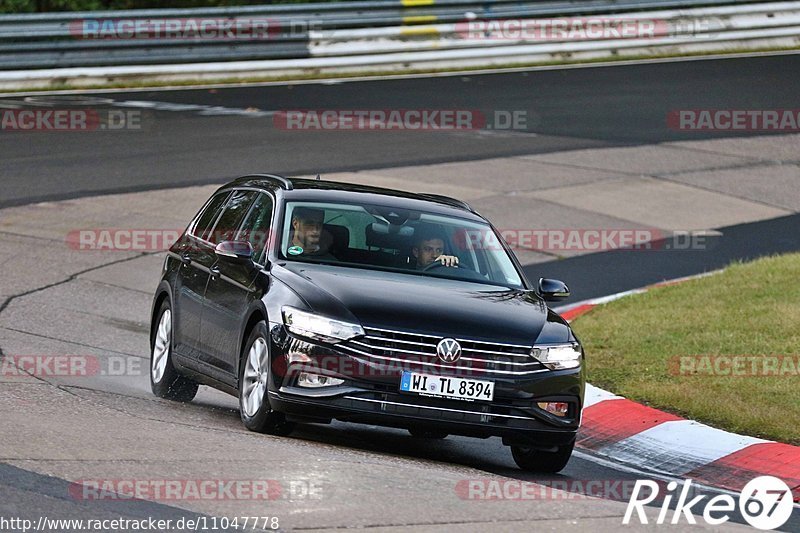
[
  {"left": 412, "top": 228, "right": 459, "bottom": 269},
  {"left": 289, "top": 207, "right": 337, "bottom": 260}
]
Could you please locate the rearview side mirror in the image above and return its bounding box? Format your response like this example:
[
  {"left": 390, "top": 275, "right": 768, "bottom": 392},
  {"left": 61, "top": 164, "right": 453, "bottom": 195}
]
[
  {"left": 538, "top": 278, "right": 570, "bottom": 301},
  {"left": 215, "top": 240, "right": 254, "bottom": 264}
]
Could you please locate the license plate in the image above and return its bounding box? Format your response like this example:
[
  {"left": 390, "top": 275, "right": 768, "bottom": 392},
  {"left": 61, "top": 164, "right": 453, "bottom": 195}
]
[{"left": 399, "top": 372, "right": 494, "bottom": 402}]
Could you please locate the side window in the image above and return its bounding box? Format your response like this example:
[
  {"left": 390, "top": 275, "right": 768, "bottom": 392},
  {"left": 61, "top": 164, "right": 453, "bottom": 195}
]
[
  {"left": 191, "top": 191, "right": 231, "bottom": 242},
  {"left": 236, "top": 193, "right": 274, "bottom": 264},
  {"left": 207, "top": 190, "right": 258, "bottom": 244}
]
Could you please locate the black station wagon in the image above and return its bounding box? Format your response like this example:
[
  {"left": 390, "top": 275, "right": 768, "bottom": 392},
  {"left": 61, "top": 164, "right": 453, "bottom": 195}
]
[{"left": 150, "top": 174, "right": 584, "bottom": 472}]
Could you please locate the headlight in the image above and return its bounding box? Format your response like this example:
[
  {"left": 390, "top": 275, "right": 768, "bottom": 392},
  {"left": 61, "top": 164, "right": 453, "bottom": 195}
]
[
  {"left": 531, "top": 344, "right": 582, "bottom": 370},
  {"left": 282, "top": 306, "right": 364, "bottom": 343}
]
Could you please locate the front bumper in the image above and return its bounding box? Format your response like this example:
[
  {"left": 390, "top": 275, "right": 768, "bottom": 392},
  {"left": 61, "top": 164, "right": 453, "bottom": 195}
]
[{"left": 269, "top": 334, "right": 584, "bottom": 447}]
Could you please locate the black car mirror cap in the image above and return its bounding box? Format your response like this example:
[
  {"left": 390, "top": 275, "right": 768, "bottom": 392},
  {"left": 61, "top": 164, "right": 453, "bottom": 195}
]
[
  {"left": 538, "top": 278, "right": 570, "bottom": 301},
  {"left": 215, "top": 240, "right": 255, "bottom": 264}
]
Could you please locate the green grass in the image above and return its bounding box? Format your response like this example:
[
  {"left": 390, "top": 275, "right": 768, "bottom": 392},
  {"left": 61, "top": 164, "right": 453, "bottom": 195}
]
[{"left": 572, "top": 253, "right": 800, "bottom": 445}]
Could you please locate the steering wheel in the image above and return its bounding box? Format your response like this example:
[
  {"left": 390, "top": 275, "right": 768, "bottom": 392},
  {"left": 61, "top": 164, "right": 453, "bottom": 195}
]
[{"left": 422, "top": 259, "right": 475, "bottom": 273}]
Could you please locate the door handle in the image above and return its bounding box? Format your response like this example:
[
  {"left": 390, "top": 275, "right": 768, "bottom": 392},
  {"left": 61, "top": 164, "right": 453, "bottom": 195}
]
[
  {"left": 179, "top": 253, "right": 192, "bottom": 266},
  {"left": 209, "top": 265, "right": 221, "bottom": 279}
]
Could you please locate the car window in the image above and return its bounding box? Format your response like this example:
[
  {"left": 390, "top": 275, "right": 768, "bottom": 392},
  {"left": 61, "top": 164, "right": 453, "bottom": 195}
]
[
  {"left": 191, "top": 191, "right": 231, "bottom": 242},
  {"left": 235, "top": 192, "right": 274, "bottom": 264},
  {"left": 280, "top": 201, "right": 524, "bottom": 289},
  {"left": 207, "top": 190, "right": 258, "bottom": 244}
]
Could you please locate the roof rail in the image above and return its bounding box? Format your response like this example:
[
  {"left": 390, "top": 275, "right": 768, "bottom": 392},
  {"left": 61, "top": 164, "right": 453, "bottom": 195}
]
[
  {"left": 241, "top": 173, "right": 293, "bottom": 190},
  {"left": 418, "top": 193, "right": 474, "bottom": 212}
]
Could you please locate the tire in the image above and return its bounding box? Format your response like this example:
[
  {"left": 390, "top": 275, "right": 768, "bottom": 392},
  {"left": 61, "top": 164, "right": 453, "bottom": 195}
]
[
  {"left": 408, "top": 428, "right": 448, "bottom": 439},
  {"left": 150, "top": 299, "right": 199, "bottom": 402},
  {"left": 510, "top": 440, "right": 574, "bottom": 473},
  {"left": 238, "top": 321, "right": 295, "bottom": 436}
]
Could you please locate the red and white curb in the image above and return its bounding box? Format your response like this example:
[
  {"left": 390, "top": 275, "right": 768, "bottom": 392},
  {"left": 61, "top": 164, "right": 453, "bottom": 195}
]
[{"left": 556, "top": 272, "right": 800, "bottom": 503}]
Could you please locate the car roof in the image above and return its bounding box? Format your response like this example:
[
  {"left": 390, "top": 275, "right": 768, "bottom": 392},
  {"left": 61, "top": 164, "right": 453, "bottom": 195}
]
[{"left": 221, "top": 175, "right": 486, "bottom": 222}]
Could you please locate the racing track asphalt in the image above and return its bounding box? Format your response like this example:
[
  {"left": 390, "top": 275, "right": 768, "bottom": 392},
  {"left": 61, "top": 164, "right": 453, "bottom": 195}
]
[
  {"left": 526, "top": 212, "right": 800, "bottom": 302},
  {"left": 2, "top": 53, "right": 800, "bottom": 209},
  {"left": 3, "top": 54, "right": 800, "bottom": 302},
  {"left": 2, "top": 54, "right": 800, "bottom": 531}
]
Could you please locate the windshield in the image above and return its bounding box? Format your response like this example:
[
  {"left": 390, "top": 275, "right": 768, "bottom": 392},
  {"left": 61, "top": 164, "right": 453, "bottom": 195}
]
[{"left": 278, "top": 200, "right": 525, "bottom": 289}]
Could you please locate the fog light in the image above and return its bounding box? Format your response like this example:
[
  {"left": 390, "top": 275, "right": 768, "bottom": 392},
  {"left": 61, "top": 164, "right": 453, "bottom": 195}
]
[
  {"left": 297, "top": 372, "right": 344, "bottom": 388},
  {"left": 538, "top": 402, "right": 569, "bottom": 417}
]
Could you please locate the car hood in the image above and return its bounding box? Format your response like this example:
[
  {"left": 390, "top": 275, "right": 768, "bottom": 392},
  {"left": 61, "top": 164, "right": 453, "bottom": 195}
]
[{"left": 272, "top": 262, "right": 557, "bottom": 346}]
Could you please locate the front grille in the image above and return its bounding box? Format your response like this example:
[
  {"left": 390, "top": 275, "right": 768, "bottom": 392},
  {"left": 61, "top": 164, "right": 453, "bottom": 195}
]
[{"left": 339, "top": 326, "right": 547, "bottom": 377}]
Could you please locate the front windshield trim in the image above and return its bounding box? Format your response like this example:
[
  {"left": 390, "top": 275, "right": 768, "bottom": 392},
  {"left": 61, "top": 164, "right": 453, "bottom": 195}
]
[
  {"left": 278, "top": 256, "right": 524, "bottom": 291},
  {"left": 275, "top": 199, "right": 526, "bottom": 290}
]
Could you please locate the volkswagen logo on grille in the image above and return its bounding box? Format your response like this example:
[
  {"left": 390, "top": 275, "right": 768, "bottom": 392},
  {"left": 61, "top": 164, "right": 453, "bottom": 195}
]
[{"left": 436, "top": 338, "right": 462, "bottom": 363}]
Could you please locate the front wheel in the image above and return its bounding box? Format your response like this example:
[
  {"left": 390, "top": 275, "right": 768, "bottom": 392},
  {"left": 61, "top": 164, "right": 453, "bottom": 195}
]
[
  {"left": 510, "top": 440, "right": 574, "bottom": 473},
  {"left": 239, "top": 321, "right": 295, "bottom": 436},
  {"left": 150, "top": 299, "right": 199, "bottom": 402}
]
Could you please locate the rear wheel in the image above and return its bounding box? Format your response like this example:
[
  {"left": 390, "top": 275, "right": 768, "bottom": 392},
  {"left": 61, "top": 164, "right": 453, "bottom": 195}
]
[
  {"left": 150, "top": 299, "right": 199, "bottom": 402},
  {"left": 239, "top": 321, "right": 295, "bottom": 436},
  {"left": 510, "top": 440, "right": 574, "bottom": 473},
  {"left": 408, "top": 428, "right": 448, "bottom": 439}
]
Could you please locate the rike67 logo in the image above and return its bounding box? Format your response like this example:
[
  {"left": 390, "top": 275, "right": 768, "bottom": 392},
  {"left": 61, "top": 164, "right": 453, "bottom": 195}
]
[{"left": 624, "top": 476, "right": 795, "bottom": 530}]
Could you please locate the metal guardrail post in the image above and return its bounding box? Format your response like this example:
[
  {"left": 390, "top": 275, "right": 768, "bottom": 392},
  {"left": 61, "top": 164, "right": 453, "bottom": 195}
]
[{"left": 0, "top": 0, "right": 795, "bottom": 70}]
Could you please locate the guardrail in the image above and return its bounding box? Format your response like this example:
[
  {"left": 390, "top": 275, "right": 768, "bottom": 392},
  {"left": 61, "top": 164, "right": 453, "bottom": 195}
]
[
  {"left": 0, "top": 0, "right": 794, "bottom": 68},
  {"left": 0, "top": 0, "right": 798, "bottom": 88}
]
